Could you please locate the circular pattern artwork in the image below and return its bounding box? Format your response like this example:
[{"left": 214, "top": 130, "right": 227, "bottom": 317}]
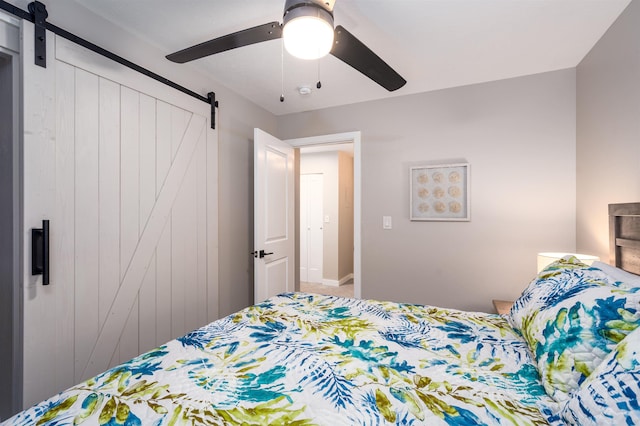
[
  {"left": 448, "top": 186, "right": 461, "bottom": 198},
  {"left": 410, "top": 163, "right": 469, "bottom": 221}
]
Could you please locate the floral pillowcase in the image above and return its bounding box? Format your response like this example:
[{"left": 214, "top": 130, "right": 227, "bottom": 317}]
[
  {"left": 509, "top": 256, "right": 640, "bottom": 402},
  {"left": 561, "top": 324, "right": 640, "bottom": 425}
]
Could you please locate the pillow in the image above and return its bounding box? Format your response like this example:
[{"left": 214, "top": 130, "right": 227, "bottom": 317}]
[
  {"left": 561, "top": 325, "right": 640, "bottom": 425},
  {"left": 509, "top": 256, "right": 640, "bottom": 402},
  {"left": 592, "top": 261, "right": 640, "bottom": 289}
]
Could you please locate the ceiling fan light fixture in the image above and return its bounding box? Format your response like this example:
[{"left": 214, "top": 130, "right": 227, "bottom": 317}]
[
  {"left": 283, "top": 4, "right": 334, "bottom": 60},
  {"left": 167, "top": 0, "right": 406, "bottom": 92}
]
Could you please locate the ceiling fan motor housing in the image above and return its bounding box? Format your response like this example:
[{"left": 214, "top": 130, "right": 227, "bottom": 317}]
[
  {"left": 282, "top": 0, "right": 335, "bottom": 60},
  {"left": 283, "top": 0, "right": 334, "bottom": 28}
]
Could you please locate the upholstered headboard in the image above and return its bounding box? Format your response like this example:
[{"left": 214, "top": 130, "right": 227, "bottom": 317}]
[{"left": 609, "top": 203, "right": 640, "bottom": 275}]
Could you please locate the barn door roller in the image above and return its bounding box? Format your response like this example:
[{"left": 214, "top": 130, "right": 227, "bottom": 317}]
[{"left": 28, "top": 1, "right": 48, "bottom": 68}]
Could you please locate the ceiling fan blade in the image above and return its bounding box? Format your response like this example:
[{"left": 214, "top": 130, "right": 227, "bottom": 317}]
[
  {"left": 330, "top": 25, "right": 406, "bottom": 92},
  {"left": 166, "top": 22, "right": 282, "bottom": 63}
]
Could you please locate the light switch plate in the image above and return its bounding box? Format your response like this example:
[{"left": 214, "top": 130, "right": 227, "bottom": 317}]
[
  {"left": 324, "top": 215, "right": 330, "bottom": 223},
  {"left": 383, "top": 216, "right": 392, "bottom": 230}
]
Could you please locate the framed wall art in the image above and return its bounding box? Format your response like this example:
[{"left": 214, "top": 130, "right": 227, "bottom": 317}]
[{"left": 410, "top": 163, "right": 470, "bottom": 221}]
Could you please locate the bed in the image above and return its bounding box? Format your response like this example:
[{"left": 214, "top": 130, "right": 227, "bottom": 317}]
[{"left": 6, "top": 203, "right": 640, "bottom": 425}]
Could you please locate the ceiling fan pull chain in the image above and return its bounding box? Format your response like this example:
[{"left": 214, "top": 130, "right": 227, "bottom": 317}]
[
  {"left": 280, "top": 39, "right": 285, "bottom": 102},
  {"left": 317, "top": 59, "right": 322, "bottom": 89}
]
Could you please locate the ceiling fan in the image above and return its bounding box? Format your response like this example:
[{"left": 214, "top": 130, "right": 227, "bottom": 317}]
[{"left": 166, "top": 0, "right": 407, "bottom": 92}]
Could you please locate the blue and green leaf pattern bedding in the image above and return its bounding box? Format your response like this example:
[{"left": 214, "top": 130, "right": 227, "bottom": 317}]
[
  {"left": 561, "top": 324, "right": 640, "bottom": 425},
  {"left": 509, "top": 257, "right": 640, "bottom": 402},
  {"left": 8, "top": 293, "right": 562, "bottom": 425}
]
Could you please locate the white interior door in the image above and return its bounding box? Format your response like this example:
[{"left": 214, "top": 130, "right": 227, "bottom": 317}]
[
  {"left": 22, "top": 26, "right": 218, "bottom": 408},
  {"left": 254, "top": 129, "right": 295, "bottom": 303},
  {"left": 301, "top": 174, "right": 323, "bottom": 284}
]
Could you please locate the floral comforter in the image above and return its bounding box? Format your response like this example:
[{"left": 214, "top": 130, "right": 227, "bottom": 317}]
[{"left": 7, "top": 293, "right": 561, "bottom": 425}]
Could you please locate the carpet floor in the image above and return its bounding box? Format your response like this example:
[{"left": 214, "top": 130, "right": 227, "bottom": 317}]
[{"left": 299, "top": 280, "right": 354, "bottom": 298}]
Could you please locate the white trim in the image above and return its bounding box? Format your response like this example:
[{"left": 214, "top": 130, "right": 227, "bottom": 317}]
[
  {"left": 286, "top": 131, "right": 362, "bottom": 299},
  {"left": 340, "top": 273, "right": 354, "bottom": 285},
  {"left": 0, "top": 10, "right": 20, "bottom": 27},
  {"left": 322, "top": 273, "right": 354, "bottom": 287},
  {"left": 0, "top": 13, "right": 20, "bottom": 54}
]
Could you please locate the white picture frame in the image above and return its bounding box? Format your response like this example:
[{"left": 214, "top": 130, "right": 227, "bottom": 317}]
[{"left": 410, "top": 163, "right": 470, "bottom": 221}]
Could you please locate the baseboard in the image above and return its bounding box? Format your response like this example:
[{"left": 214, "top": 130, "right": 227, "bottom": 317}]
[
  {"left": 322, "top": 273, "right": 353, "bottom": 287},
  {"left": 340, "top": 273, "right": 354, "bottom": 286}
]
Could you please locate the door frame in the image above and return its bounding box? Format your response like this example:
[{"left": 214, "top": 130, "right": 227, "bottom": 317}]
[
  {"left": 0, "top": 12, "right": 22, "bottom": 418},
  {"left": 286, "top": 131, "right": 361, "bottom": 299}
]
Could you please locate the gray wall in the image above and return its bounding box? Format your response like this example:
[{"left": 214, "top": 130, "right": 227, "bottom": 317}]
[
  {"left": 576, "top": 0, "right": 640, "bottom": 261},
  {"left": 338, "top": 152, "right": 354, "bottom": 281},
  {"left": 279, "top": 70, "right": 577, "bottom": 312},
  {"left": 0, "top": 52, "right": 16, "bottom": 420},
  {"left": 217, "top": 93, "right": 277, "bottom": 317},
  {"left": 0, "top": 14, "right": 22, "bottom": 417}
]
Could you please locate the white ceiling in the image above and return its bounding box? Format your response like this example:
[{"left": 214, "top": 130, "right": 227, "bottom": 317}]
[{"left": 44, "top": 1, "right": 634, "bottom": 115}]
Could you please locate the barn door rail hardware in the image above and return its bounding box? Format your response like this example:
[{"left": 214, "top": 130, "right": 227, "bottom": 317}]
[
  {"left": 31, "top": 219, "right": 50, "bottom": 285},
  {"left": 29, "top": 1, "right": 47, "bottom": 67},
  {"left": 0, "top": 0, "right": 219, "bottom": 129}
]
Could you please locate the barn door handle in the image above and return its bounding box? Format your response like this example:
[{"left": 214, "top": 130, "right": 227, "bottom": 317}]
[
  {"left": 31, "top": 219, "right": 50, "bottom": 285},
  {"left": 259, "top": 250, "right": 273, "bottom": 258}
]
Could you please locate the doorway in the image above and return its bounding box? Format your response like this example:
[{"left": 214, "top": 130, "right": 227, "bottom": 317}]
[
  {"left": 287, "top": 132, "right": 361, "bottom": 299},
  {"left": 0, "top": 16, "right": 22, "bottom": 419}
]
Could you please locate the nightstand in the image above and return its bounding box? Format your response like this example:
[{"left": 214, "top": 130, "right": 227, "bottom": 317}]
[{"left": 492, "top": 299, "right": 514, "bottom": 315}]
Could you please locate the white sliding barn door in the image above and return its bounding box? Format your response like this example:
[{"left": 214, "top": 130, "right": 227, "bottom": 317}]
[{"left": 22, "top": 24, "right": 218, "bottom": 408}]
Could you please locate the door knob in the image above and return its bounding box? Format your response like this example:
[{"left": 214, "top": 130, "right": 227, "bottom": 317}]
[
  {"left": 251, "top": 250, "right": 274, "bottom": 258},
  {"left": 259, "top": 249, "right": 273, "bottom": 258}
]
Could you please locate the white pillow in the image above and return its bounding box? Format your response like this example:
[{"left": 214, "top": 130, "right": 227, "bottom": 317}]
[{"left": 592, "top": 261, "right": 640, "bottom": 289}]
